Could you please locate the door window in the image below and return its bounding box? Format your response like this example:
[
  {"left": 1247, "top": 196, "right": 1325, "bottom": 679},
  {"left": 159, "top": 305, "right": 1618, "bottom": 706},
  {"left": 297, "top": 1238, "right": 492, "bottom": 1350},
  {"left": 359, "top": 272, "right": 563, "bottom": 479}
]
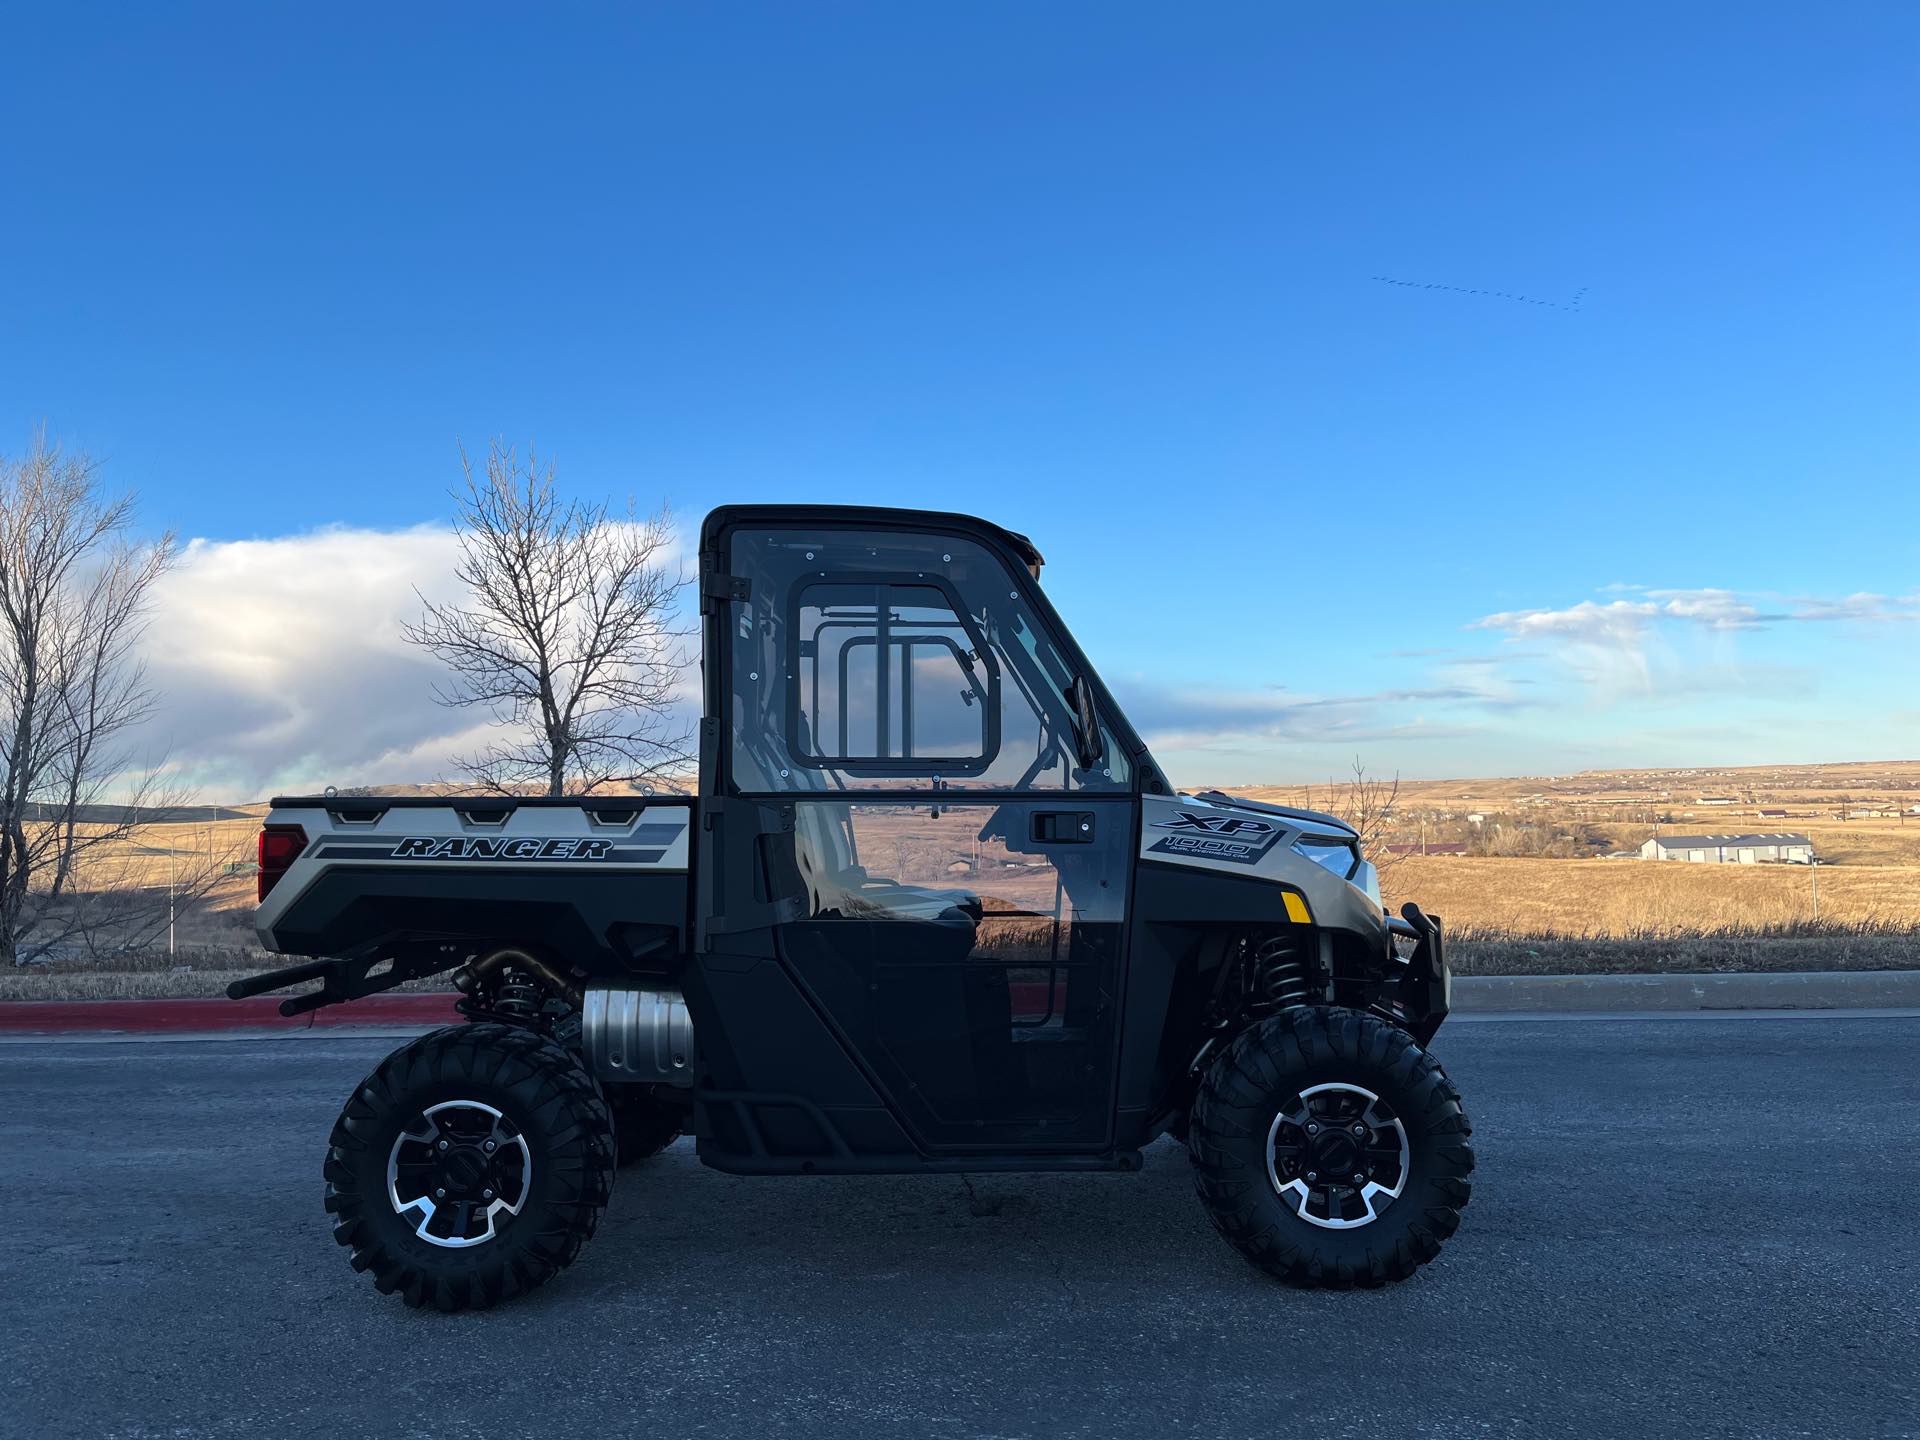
[{"left": 726, "top": 528, "right": 1130, "bottom": 793}]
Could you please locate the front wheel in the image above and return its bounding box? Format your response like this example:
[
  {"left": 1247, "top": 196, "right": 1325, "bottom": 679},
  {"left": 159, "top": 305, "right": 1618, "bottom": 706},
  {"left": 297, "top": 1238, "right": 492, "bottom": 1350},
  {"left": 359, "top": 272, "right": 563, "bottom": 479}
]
[
  {"left": 323, "top": 1023, "right": 616, "bottom": 1310},
  {"left": 1189, "top": 1007, "right": 1473, "bottom": 1287}
]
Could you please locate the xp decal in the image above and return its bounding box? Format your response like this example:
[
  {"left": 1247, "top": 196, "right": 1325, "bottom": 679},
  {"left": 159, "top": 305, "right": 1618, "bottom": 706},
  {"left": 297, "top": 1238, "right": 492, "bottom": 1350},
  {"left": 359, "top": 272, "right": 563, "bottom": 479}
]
[{"left": 1146, "top": 810, "right": 1284, "bottom": 865}]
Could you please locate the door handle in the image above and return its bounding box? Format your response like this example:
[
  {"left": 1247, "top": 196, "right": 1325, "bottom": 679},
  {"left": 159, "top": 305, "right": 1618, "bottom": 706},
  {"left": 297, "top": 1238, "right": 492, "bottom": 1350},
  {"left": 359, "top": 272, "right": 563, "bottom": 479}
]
[{"left": 1030, "top": 811, "right": 1095, "bottom": 844}]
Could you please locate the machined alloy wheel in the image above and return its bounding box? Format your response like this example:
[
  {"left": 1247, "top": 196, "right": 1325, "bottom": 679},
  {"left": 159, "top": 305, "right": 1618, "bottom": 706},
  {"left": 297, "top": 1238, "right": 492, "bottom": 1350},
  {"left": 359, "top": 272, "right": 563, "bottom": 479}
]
[
  {"left": 386, "top": 1100, "right": 534, "bottom": 1247},
  {"left": 1264, "top": 1083, "right": 1410, "bottom": 1230}
]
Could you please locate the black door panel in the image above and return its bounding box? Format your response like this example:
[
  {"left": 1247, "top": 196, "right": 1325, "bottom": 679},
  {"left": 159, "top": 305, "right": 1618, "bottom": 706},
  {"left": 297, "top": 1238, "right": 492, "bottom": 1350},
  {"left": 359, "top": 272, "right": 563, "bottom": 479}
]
[{"left": 769, "top": 798, "right": 1131, "bottom": 1151}]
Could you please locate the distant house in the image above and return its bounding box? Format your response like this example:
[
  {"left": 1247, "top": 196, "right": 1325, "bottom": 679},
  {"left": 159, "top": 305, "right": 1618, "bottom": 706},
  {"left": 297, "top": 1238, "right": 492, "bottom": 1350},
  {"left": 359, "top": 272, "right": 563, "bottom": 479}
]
[
  {"left": 1758, "top": 808, "right": 1787, "bottom": 819},
  {"left": 1640, "top": 833, "right": 1813, "bottom": 865},
  {"left": 1696, "top": 796, "right": 1736, "bottom": 806}
]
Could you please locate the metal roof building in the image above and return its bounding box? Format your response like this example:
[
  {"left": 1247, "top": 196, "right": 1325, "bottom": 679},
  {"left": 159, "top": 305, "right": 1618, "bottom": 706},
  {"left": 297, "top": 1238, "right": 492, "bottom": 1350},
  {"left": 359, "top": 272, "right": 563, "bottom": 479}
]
[{"left": 1639, "top": 833, "right": 1813, "bottom": 864}]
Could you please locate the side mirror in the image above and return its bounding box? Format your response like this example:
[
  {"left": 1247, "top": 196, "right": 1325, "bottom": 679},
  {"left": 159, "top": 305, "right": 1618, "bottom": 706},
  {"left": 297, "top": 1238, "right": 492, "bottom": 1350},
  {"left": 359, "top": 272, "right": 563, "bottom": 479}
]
[{"left": 1068, "top": 674, "right": 1104, "bottom": 773}]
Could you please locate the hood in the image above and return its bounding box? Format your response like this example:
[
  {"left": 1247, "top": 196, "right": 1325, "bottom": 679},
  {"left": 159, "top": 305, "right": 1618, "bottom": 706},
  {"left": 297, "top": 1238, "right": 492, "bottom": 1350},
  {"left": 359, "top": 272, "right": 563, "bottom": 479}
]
[{"left": 1188, "top": 790, "right": 1358, "bottom": 838}]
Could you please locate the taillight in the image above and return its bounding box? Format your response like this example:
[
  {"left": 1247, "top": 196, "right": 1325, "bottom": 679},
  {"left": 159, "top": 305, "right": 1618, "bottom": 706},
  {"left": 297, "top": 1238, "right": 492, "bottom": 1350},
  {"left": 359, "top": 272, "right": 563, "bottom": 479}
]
[{"left": 258, "top": 825, "right": 307, "bottom": 902}]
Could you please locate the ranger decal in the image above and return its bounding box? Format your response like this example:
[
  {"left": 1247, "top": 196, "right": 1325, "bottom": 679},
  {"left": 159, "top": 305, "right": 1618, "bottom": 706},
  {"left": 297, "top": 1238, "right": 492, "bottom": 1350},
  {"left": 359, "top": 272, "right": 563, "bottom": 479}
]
[
  {"left": 393, "top": 836, "right": 614, "bottom": 860},
  {"left": 308, "top": 833, "right": 682, "bottom": 865}
]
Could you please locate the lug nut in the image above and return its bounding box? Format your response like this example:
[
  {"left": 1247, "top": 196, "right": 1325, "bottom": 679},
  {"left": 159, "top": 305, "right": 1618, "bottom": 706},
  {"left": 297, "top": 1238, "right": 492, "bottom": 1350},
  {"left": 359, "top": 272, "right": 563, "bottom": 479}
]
[
  {"left": 437, "top": 1140, "right": 449, "bottom": 1151},
  {"left": 1352, "top": 1173, "right": 1365, "bottom": 1184},
  {"left": 483, "top": 1140, "right": 495, "bottom": 1153},
  {"left": 1352, "top": 1124, "right": 1366, "bottom": 1136},
  {"left": 1305, "top": 1122, "right": 1319, "bottom": 1135},
  {"left": 1305, "top": 1171, "right": 1318, "bottom": 1182},
  {"left": 482, "top": 1189, "right": 494, "bottom": 1201},
  {"left": 434, "top": 1188, "right": 446, "bottom": 1199}
]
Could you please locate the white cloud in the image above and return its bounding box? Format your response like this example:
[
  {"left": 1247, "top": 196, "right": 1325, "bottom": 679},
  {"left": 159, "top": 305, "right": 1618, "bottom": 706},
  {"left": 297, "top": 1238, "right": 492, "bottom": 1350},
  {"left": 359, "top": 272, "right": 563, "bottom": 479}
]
[
  {"left": 1477, "top": 587, "right": 1920, "bottom": 639},
  {"left": 136, "top": 522, "right": 702, "bottom": 801},
  {"left": 1472, "top": 599, "right": 1660, "bottom": 645},
  {"left": 1470, "top": 600, "right": 1660, "bottom": 691},
  {"left": 1787, "top": 592, "right": 1920, "bottom": 624},
  {"left": 1643, "top": 588, "right": 1771, "bottom": 630},
  {"left": 139, "top": 526, "right": 500, "bottom": 798},
  {"left": 1468, "top": 583, "right": 1916, "bottom": 699}
]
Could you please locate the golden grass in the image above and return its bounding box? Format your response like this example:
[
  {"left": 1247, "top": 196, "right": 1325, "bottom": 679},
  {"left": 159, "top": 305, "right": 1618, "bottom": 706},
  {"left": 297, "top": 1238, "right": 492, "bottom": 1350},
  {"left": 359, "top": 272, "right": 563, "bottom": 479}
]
[
  {"left": 56, "top": 817, "right": 260, "bottom": 893},
  {"left": 1385, "top": 855, "right": 1920, "bottom": 938}
]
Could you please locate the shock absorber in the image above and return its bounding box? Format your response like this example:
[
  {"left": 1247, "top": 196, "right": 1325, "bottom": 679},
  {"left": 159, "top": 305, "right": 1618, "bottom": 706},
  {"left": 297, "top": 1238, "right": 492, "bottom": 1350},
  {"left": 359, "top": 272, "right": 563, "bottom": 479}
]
[
  {"left": 451, "top": 947, "right": 584, "bottom": 1031},
  {"left": 492, "top": 967, "right": 543, "bottom": 1022},
  {"left": 1249, "top": 932, "right": 1313, "bottom": 1010}
]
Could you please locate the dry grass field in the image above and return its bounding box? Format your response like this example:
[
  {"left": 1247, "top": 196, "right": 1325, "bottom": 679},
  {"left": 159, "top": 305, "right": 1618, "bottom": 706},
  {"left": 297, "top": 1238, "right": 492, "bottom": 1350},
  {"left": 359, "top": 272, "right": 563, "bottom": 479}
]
[
  {"left": 1232, "top": 758, "right": 1920, "bottom": 931},
  {"left": 1384, "top": 853, "right": 1920, "bottom": 937}
]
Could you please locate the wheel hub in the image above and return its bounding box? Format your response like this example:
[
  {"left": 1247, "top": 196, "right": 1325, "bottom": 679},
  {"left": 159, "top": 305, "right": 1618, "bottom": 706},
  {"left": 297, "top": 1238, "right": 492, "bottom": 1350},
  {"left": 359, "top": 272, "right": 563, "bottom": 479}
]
[
  {"left": 1265, "top": 1083, "right": 1410, "bottom": 1230},
  {"left": 386, "top": 1100, "right": 533, "bottom": 1248},
  {"left": 1305, "top": 1129, "right": 1360, "bottom": 1175}
]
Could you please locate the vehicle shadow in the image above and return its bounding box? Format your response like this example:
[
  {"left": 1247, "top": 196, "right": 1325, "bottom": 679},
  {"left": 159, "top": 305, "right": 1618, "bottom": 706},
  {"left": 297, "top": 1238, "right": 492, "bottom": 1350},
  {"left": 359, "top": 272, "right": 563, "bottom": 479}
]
[{"left": 565, "top": 1135, "right": 1276, "bottom": 1305}]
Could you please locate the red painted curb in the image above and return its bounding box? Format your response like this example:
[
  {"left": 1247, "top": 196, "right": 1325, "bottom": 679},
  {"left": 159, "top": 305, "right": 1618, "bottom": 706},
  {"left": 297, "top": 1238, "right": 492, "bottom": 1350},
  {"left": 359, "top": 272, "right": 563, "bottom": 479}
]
[
  {"left": 0, "top": 993, "right": 460, "bottom": 1035},
  {"left": 3, "top": 981, "right": 1075, "bottom": 1035}
]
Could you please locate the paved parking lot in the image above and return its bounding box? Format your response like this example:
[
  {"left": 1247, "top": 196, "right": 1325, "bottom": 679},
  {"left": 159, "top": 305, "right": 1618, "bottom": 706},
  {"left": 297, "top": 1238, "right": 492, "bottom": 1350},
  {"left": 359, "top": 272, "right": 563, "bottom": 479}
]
[{"left": 3, "top": 1014, "right": 1916, "bottom": 1439}]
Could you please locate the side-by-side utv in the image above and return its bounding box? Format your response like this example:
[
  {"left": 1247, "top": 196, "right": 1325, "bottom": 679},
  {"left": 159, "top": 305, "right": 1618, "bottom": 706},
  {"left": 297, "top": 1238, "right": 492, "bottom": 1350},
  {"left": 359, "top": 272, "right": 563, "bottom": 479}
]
[{"left": 237, "top": 505, "right": 1472, "bottom": 1309}]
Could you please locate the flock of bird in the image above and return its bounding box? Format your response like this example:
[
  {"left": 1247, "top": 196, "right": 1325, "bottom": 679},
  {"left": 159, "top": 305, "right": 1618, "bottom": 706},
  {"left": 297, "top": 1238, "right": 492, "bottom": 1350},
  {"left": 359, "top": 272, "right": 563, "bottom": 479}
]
[{"left": 1373, "top": 275, "right": 1590, "bottom": 312}]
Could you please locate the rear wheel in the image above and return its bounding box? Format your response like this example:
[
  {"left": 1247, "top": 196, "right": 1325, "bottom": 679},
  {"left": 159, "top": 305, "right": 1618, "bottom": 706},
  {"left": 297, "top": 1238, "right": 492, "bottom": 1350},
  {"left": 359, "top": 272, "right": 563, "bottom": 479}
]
[
  {"left": 1189, "top": 1006, "right": 1473, "bottom": 1287},
  {"left": 323, "top": 1023, "right": 615, "bottom": 1310}
]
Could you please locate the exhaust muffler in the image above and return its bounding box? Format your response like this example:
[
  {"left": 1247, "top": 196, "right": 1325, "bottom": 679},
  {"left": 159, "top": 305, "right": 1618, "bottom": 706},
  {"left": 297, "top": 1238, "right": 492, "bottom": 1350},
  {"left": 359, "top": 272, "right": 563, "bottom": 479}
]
[{"left": 581, "top": 987, "right": 695, "bottom": 1087}]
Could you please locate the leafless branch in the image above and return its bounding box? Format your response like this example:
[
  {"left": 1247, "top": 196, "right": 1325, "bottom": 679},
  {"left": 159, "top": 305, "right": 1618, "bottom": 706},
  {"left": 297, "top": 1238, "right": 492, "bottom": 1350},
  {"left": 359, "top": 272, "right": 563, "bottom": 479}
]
[
  {"left": 1325, "top": 756, "right": 1404, "bottom": 883},
  {"left": 403, "top": 440, "right": 693, "bottom": 796},
  {"left": 1, "top": 431, "right": 180, "bottom": 963}
]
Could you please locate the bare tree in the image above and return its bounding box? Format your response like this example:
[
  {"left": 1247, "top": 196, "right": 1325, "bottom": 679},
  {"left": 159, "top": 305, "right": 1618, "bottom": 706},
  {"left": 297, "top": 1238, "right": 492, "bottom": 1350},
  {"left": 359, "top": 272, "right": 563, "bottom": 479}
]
[
  {"left": 404, "top": 441, "right": 691, "bottom": 796},
  {"left": 0, "top": 433, "right": 179, "bottom": 964},
  {"left": 1324, "top": 757, "right": 1404, "bottom": 884}
]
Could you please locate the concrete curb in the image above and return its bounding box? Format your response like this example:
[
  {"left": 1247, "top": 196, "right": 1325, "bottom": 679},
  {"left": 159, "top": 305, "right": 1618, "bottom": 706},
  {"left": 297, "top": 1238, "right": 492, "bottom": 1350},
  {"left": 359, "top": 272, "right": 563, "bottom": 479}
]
[
  {"left": 1454, "top": 969, "right": 1920, "bottom": 1013},
  {"left": 3, "top": 970, "right": 1917, "bottom": 1034}
]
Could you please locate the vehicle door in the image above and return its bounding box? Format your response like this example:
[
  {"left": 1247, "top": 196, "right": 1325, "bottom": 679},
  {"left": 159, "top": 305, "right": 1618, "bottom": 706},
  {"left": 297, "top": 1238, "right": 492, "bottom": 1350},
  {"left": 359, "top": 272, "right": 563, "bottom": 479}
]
[{"left": 710, "top": 520, "right": 1136, "bottom": 1153}]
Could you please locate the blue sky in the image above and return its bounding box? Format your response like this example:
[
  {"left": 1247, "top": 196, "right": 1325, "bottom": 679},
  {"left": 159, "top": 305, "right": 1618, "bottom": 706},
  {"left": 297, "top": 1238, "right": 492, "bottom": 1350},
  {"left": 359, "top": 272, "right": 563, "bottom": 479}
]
[{"left": 3, "top": 3, "right": 1916, "bottom": 796}]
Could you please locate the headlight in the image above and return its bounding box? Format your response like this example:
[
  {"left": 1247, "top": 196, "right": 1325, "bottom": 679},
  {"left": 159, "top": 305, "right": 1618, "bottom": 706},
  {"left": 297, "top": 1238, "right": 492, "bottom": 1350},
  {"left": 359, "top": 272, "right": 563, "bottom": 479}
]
[{"left": 1291, "top": 835, "right": 1359, "bottom": 879}]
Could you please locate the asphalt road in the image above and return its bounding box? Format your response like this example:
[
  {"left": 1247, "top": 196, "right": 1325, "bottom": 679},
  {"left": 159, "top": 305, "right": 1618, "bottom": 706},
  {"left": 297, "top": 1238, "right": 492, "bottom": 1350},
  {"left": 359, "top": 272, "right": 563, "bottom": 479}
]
[{"left": 3, "top": 1016, "right": 1916, "bottom": 1440}]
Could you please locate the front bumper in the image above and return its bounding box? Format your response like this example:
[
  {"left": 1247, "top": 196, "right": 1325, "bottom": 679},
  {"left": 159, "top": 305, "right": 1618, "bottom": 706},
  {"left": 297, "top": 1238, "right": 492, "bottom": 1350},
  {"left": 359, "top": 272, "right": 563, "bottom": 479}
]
[{"left": 1385, "top": 902, "right": 1451, "bottom": 1045}]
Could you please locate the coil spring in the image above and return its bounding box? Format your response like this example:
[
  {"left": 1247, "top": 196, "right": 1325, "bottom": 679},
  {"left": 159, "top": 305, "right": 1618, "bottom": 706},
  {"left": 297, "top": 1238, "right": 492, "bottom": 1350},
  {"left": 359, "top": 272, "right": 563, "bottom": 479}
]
[
  {"left": 1250, "top": 933, "right": 1312, "bottom": 1010},
  {"left": 493, "top": 967, "right": 544, "bottom": 1021}
]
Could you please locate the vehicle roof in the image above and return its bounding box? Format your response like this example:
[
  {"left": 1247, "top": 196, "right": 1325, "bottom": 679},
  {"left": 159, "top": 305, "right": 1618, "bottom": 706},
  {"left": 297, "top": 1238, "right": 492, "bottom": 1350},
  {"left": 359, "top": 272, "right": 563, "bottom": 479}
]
[
  {"left": 699, "top": 505, "right": 1044, "bottom": 572},
  {"left": 1649, "top": 832, "right": 1812, "bottom": 848}
]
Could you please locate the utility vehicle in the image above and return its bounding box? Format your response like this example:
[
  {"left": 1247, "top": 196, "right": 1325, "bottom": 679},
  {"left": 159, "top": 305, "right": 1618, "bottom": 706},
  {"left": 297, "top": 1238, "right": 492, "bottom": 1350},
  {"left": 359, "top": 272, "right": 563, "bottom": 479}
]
[{"left": 237, "top": 505, "right": 1472, "bottom": 1309}]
